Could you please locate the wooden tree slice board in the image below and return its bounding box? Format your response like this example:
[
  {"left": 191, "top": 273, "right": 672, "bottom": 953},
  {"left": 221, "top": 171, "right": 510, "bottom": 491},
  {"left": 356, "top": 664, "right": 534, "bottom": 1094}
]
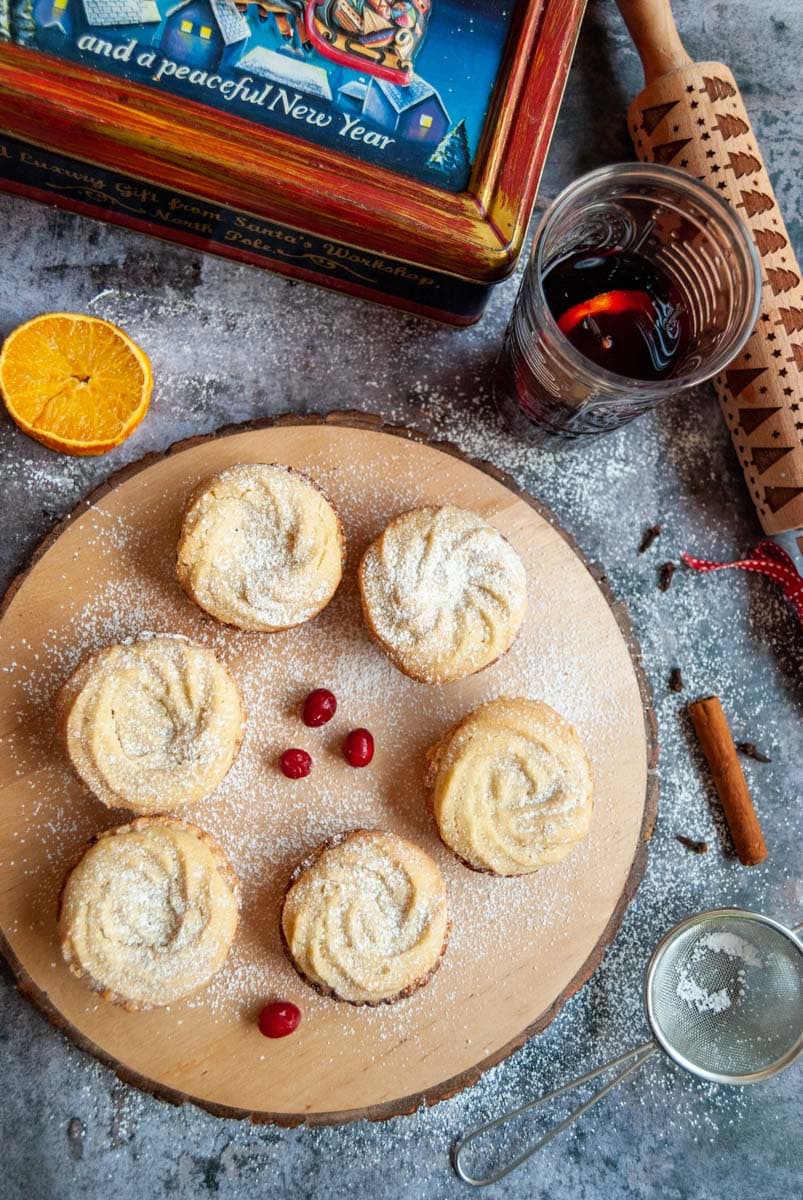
[{"left": 0, "top": 414, "right": 657, "bottom": 1125}]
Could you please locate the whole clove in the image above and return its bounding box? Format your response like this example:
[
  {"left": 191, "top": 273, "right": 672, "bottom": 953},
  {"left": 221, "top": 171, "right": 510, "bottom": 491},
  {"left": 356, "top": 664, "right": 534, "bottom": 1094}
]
[
  {"left": 736, "top": 741, "right": 771, "bottom": 763},
  {"left": 638, "top": 524, "right": 662, "bottom": 554},
  {"left": 668, "top": 667, "right": 684, "bottom": 692},
  {"left": 675, "top": 835, "right": 709, "bottom": 854},
  {"left": 658, "top": 562, "right": 676, "bottom": 591},
  {"left": 66, "top": 1118, "right": 85, "bottom": 1161}
]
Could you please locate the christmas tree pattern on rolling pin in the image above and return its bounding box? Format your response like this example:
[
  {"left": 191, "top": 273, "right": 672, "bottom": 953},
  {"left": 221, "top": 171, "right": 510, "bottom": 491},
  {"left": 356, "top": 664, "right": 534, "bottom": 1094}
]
[{"left": 628, "top": 63, "right": 803, "bottom": 534}]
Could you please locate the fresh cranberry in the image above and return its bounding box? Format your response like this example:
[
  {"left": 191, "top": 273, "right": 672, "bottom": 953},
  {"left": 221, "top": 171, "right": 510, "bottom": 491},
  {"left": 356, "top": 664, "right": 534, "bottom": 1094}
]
[
  {"left": 258, "top": 1001, "right": 301, "bottom": 1039},
  {"left": 302, "top": 688, "right": 337, "bottom": 727},
  {"left": 343, "top": 728, "right": 374, "bottom": 767},
  {"left": 279, "top": 748, "right": 312, "bottom": 779}
]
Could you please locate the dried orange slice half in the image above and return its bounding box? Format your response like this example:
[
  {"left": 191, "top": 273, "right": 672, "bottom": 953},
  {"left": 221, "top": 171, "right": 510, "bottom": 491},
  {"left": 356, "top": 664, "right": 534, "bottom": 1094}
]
[{"left": 0, "top": 313, "right": 153, "bottom": 456}]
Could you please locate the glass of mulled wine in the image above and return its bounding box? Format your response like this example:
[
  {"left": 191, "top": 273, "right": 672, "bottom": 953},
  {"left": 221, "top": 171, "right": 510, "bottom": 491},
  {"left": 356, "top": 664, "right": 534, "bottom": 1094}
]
[{"left": 496, "top": 163, "right": 761, "bottom": 441}]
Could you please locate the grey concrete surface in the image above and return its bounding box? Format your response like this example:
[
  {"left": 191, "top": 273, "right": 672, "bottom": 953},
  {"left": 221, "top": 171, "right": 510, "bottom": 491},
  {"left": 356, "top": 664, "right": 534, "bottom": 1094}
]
[{"left": 0, "top": 1, "right": 801, "bottom": 1198}]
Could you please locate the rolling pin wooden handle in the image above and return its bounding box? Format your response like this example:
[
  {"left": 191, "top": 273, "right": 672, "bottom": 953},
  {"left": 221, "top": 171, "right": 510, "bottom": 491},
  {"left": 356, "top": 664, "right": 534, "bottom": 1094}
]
[
  {"left": 616, "top": 0, "right": 692, "bottom": 83},
  {"left": 617, "top": 15, "right": 803, "bottom": 533}
]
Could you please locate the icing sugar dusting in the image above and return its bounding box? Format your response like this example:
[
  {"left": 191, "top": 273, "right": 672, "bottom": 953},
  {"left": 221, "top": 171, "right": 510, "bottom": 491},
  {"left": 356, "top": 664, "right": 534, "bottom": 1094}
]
[
  {"left": 177, "top": 463, "right": 343, "bottom": 630},
  {"left": 0, "top": 279, "right": 798, "bottom": 1190},
  {"left": 0, "top": 438, "right": 632, "bottom": 1074},
  {"left": 675, "top": 929, "right": 762, "bottom": 1015}
]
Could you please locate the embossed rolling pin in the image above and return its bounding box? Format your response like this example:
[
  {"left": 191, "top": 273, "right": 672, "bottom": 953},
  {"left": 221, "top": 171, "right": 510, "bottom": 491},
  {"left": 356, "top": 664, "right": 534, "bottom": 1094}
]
[{"left": 616, "top": 0, "right": 803, "bottom": 534}]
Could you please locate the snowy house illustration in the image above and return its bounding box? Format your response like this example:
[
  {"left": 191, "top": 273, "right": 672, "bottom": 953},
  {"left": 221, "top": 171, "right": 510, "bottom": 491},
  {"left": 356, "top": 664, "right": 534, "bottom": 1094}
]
[
  {"left": 337, "top": 78, "right": 368, "bottom": 114},
  {"left": 82, "top": 0, "right": 160, "bottom": 30},
  {"left": 234, "top": 44, "right": 333, "bottom": 100},
  {"left": 35, "top": 0, "right": 161, "bottom": 46},
  {"left": 362, "top": 75, "right": 449, "bottom": 144},
  {"left": 160, "top": 0, "right": 249, "bottom": 71}
]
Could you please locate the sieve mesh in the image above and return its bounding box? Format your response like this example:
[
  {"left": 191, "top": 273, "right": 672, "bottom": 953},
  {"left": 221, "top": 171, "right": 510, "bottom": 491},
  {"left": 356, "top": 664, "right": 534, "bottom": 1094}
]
[{"left": 647, "top": 913, "right": 803, "bottom": 1083}]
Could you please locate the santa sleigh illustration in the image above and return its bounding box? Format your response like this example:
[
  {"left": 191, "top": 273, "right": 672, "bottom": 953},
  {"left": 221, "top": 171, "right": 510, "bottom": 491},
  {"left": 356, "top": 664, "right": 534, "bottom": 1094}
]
[
  {"left": 307, "top": 0, "right": 431, "bottom": 83},
  {"left": 236, "top": 0, "right": 431, "bottom": 84}
]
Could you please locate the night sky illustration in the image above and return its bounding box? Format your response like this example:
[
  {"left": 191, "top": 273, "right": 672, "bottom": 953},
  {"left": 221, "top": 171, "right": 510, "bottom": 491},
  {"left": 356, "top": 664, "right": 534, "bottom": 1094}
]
[
  {"left": 415, "top": 1, "right": 515, "bottom": 156},
  {"left": 22, "top": 0, "right": 519, "bottom": 190}
]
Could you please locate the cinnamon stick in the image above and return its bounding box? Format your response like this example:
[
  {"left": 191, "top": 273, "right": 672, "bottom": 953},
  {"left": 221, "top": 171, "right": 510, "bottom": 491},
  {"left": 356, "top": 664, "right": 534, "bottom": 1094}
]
[{"left": 687, "top": 696, "right": 768, "bottom": 866}]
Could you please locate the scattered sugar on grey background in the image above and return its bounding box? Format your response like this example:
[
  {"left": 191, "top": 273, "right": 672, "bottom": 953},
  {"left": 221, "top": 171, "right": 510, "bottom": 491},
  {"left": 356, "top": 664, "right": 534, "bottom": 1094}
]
[{"left": 0, "top": 1, "right": 801, "bottom": 1197}]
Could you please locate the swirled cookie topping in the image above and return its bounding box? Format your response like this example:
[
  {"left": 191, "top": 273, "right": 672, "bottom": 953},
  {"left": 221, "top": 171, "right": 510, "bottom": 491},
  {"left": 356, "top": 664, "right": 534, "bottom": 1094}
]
[
  {"left": 430, "top": 697, "right": 593, "bottom": 876},
  {"left": 282, "top": 829, "right": 449, "bottom": 1005},
  {"left": 59, "top": 817, "right": 239, "bottom": 1009},
  {"left": 359, "top": 505, "right": 527, "bottom": 683},
  {"left": 177, "top": 463, "right": 344, "bottom": 631},
  {"left": 59, "top": 635, "right": 243, "bottom": 814}
]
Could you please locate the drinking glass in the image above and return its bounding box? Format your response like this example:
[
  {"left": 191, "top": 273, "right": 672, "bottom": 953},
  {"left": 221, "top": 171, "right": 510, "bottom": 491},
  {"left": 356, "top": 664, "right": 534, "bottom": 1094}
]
[{"left": 495, "top": 163, "right": 762, "bottom": 442}]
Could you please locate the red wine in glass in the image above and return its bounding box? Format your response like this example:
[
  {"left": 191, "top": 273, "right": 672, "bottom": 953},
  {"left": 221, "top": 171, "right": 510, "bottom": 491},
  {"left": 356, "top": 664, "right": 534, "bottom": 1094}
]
[
  {"left": 495, "top": 165, "right": 761, "bottom": 443},
  {"left": 542, "top": 248, "right": 690, "bottom": 380}
]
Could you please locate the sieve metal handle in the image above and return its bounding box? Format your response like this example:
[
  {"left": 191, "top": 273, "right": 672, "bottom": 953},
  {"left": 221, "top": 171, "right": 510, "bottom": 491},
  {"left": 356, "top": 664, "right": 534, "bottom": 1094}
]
[{"left": 452, "top": 1041, "right": 658, "bottom": 1187}]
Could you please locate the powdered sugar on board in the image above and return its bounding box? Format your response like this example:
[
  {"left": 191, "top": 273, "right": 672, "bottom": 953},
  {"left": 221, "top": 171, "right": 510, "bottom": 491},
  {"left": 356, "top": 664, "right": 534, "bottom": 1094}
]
[{"left": 0, "top": 425, "right": 649, "bottom": 1114}]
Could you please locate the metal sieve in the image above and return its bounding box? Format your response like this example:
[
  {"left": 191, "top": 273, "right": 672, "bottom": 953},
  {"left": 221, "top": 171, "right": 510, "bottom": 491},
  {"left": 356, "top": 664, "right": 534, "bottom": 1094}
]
[{"left": 453, "top": 909, "right": 803, "bottom": 1187}]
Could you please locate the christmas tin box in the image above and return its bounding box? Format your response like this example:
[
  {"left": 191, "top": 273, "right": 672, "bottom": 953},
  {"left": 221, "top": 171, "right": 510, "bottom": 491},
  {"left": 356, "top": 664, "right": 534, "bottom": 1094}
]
[{"left": 0, "top": 0, "right": 585, "bottom": 323}]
